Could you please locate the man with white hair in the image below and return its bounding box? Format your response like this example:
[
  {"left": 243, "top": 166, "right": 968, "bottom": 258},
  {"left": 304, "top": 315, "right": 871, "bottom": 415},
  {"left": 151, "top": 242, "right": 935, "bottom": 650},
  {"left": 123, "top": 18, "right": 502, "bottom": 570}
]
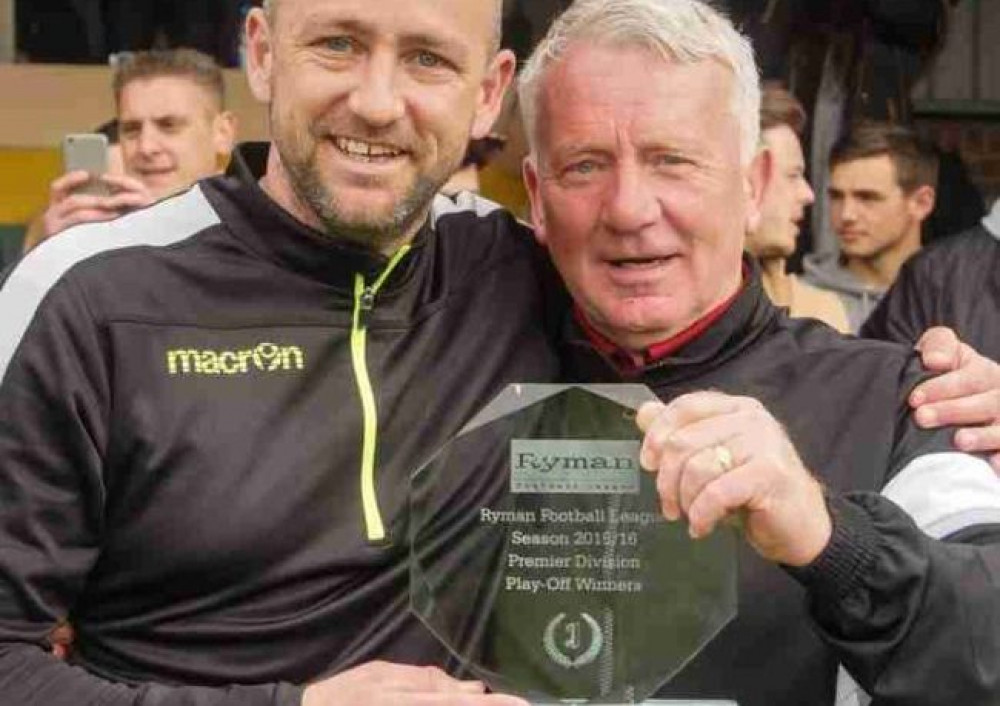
[{"left": 519, "top": 0, "right": 1000, "bottom": 703}]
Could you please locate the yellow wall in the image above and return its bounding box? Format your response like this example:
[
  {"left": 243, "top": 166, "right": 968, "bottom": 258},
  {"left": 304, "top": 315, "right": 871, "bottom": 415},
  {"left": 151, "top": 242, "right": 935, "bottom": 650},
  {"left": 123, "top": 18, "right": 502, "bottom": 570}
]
[{"left": 0, "top": 148, "right": 60, "bottom": 224}]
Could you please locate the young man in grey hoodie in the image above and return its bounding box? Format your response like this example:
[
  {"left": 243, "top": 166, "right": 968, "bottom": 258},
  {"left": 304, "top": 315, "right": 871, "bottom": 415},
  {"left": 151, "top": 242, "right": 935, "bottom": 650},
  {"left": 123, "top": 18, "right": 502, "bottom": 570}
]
[{"left": 803, "top": 122, "right": 937, "bottom": 332}]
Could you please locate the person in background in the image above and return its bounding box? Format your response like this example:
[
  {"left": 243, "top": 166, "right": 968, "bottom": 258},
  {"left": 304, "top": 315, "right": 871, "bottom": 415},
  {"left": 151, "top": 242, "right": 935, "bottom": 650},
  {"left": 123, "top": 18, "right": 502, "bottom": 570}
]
[
  {"left": 803, "top": 123, "right": 937, "bottom": 332},
  {"left": 26, "top": 48, "right": 237, "bottom": 252},
  {"left": 746, "top": 84, "right": 848, "bottom": 332}
]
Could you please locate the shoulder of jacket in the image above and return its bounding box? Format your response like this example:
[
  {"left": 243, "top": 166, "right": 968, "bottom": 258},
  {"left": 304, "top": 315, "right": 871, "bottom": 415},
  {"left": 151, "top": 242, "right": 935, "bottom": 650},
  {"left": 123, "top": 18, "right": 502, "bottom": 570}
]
[{"left": 0, "top": 186, "right": 222, "bottom": 377}]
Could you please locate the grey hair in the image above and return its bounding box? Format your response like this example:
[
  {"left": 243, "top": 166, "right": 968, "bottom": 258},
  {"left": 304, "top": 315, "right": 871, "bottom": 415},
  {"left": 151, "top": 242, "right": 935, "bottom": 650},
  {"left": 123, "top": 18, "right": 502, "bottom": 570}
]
[{"left": 518, "top": 0, "right": 761, "bottom": 165}]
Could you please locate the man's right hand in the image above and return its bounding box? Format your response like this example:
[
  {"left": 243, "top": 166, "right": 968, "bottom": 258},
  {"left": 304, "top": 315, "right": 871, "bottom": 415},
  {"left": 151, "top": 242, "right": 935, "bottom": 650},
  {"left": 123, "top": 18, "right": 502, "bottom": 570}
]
[
  {"left": 32, "top": 170, "right": 154, "bottom": 250},
  {"left": 301, "top": 662, "right": 530, "bottom": 706}
]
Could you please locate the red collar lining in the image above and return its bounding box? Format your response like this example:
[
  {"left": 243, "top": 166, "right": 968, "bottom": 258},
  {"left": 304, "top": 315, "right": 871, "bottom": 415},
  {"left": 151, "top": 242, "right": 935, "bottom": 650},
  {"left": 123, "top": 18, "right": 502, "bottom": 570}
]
[{"left": 577, "top": 266, "right": 747, "bottom": 374}]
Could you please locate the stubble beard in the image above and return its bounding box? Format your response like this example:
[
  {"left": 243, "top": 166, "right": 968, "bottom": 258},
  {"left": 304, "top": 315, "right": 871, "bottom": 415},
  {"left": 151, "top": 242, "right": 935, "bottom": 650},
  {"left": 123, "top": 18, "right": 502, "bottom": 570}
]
[{"left": 277, "top": 123, "right": 452, "bottom": 253}]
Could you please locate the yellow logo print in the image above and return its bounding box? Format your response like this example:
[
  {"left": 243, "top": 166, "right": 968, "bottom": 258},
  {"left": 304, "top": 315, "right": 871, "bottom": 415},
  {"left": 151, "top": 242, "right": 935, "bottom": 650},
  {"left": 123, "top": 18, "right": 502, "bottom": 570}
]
[{"left": 167, "top": 342, "right": 305, "bottom": 376}]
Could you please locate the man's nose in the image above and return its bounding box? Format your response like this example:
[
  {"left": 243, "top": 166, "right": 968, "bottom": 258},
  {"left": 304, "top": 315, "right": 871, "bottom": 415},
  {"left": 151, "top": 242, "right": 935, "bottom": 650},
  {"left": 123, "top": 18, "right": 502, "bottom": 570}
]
[
  {"left": 603, "top": 163, "right": 659, "bottom": 235},
  {"left": 801, "top": 179, "right": 815, "bottom": 207},
  {"left": 347, "top": 53, "right": 406, "bottom": 128},
  {"left": 136, "top": 126, "right": 161, "bottom": 156},
  {"left": 839, "top": 197, "right": 858, "bottom": 222}
]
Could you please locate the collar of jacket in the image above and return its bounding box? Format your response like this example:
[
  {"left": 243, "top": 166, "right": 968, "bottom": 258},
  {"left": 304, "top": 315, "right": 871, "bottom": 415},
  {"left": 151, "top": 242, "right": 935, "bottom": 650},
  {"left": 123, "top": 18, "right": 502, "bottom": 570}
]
[
  {"left": 207, "top": 142, "right": 427, "bottom": 294},
  {"left": 560, "top": 254, "right": 781, "bottom": 386}
]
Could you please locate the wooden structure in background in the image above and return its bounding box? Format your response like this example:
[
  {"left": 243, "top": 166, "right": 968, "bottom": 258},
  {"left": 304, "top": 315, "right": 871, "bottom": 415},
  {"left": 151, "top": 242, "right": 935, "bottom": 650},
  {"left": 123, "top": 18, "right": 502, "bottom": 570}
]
[
  {"left": 0, "top": 64, "right": 267, "bottom": 149},
  {"left": 914, "top": 0, "right": 1000, "bottom": 113},
  {"left": 0, "top": 0, "right": 13, "bottom": 63}
]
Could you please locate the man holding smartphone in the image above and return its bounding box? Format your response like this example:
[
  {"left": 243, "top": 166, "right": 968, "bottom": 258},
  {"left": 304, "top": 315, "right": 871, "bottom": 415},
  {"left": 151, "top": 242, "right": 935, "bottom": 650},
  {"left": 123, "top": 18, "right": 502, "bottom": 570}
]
[{"left": 25, "top": 49, "right": 237, "bottom": 253}]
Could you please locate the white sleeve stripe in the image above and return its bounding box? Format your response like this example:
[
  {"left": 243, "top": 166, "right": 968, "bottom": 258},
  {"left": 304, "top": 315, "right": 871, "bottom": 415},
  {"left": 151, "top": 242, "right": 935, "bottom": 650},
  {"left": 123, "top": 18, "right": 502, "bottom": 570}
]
[
  {"left": 882, "top": 452, "right": 1000, "bottom": 539},
  {"left": 0, "top": 186, "right": 220, "bottom": 383}
]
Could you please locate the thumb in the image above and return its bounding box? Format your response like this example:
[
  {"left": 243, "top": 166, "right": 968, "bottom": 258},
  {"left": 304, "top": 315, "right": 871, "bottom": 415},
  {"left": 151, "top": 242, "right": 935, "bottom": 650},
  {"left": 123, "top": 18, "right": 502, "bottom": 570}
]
[
  {"left": 915, "top": 326, "right": 960, "bottom": 372},
  {"left": 636, "top": 401, "right": 667, "bottom": 433}
]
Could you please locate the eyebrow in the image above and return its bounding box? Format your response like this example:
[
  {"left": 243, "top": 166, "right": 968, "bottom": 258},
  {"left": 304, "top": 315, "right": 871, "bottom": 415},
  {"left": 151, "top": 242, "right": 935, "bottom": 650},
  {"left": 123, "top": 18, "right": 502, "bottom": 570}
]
[
  {"left": 828, "top": 187, "right": 884, "bottom": 199},
  {"left": 304, "top": 17, "right": 470, "bottom": 65},
  {"left": 119, "top": 113, "right": 192, "bottom": 129}
]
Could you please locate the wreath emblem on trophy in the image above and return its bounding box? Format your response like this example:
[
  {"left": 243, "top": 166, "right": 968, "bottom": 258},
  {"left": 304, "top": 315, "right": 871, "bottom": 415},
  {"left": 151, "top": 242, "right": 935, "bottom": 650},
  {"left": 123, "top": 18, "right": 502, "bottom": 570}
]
[{"left": 543, "top": 612, "right": 604, "bottom": 669}]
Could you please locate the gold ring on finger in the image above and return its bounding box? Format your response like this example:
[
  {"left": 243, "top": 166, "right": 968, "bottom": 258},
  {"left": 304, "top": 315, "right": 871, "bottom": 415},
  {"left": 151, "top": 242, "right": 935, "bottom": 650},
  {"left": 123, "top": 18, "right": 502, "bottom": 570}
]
[{"left": 713, "top": 444, "right": 734, "bottom": 473}]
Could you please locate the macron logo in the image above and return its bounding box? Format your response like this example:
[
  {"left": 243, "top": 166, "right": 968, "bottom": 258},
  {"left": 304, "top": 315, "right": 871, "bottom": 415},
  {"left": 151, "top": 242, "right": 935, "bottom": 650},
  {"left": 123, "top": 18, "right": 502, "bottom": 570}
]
[{"left": 166, "top": 342, "right": 305, "bottom": 377}]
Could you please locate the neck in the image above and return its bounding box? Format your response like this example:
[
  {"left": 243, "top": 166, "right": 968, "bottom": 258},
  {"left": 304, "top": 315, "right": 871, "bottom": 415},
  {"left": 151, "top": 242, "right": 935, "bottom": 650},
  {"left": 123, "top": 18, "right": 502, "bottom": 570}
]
[
  {"left": 757, "top": 257, "right": 791, "bottom": 307},
  {"left": 846, "top": 230, "right": 921, "bottom": 289}
]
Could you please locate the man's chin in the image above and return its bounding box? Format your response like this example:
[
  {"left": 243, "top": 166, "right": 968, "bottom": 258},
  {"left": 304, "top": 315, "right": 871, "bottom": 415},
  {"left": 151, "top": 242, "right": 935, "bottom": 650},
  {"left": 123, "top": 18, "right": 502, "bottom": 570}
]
[
  {"left": 140, "top": 174, "right": 184, "bottom": 199},
  {"left": 586, "top": 303, "right": 684, "bottom": 349}
]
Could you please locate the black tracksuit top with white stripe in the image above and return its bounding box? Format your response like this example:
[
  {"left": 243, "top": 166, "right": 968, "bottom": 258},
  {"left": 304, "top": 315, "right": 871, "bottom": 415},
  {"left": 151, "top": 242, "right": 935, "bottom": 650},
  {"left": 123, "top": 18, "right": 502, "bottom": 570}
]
[
  {"left": 0, "top": 146, "right": 999, "bottom": 706},
  {"left": 0, "top": 148, "right": 561, "bottom": 704},
  {"left": 561, "top": 266, "right": 1000, "bottom": 706}
]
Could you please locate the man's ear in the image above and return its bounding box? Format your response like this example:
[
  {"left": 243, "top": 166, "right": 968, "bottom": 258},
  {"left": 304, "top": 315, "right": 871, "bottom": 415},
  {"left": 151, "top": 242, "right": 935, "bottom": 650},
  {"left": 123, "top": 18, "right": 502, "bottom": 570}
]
[
  {"left": 744, "top": 146, "right": 773, "bottom": 235},
  {"left": 244, "top": 8, "right": 274, "bottom": 104},
  {"left": 471, "top": 49, "right": 517, "bottom": 139},
  {"left": 522, "top": 155, "right": 548, "bottom": 246},
  {"left": 909, "top": 184, "right": 937, "bottom": 223},
  {"left": 213, "top": 111, "right": 239, "bottom": 165}
]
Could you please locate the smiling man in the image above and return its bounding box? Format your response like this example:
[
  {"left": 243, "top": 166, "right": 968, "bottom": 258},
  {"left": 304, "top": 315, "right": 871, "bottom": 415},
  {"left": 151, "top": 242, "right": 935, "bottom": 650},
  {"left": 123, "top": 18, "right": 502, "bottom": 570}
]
[
  {"left": 520, "top": 1, "right": 1000, "bottom": 703},
  {"left": 31, "top": 49, "right": 238, "bottom": 249},
  {"left": 116, "top": 49, "right": 237, "bottom": 200},
  {"left": 0, "top": 0, "right": 537, "bottom": 704}
]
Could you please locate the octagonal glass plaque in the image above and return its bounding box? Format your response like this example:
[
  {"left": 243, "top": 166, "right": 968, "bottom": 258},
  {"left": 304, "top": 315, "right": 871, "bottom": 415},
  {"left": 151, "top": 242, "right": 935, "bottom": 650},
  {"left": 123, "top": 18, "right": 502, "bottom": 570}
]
[{"left": 410, "top": 384, "right": 737, "bottom": 704}]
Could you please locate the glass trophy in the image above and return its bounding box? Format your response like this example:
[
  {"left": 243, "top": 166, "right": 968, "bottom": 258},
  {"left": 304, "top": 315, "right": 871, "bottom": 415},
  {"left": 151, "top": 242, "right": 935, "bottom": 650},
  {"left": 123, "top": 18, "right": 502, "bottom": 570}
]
[{"left": 410, "top": 384, "right": 738, "bottom": 704}]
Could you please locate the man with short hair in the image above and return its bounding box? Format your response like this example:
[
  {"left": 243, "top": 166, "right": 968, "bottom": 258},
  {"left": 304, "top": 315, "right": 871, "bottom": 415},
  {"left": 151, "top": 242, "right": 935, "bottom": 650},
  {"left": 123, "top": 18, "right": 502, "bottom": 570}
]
[
  {"left": 803, "top": 123, "right": 938, "bottom": 332},
  {"left": 747, "top": 84, "right": 848, "bottom": 332},
  {"left": 30, "top": 48, "right": 237, "bottom": 249},
  {"left": 519, "top": 1, "right": 999, "bottom": 703},
  {"left": 1, "top": 1, "right": 534, "bottom": 704}
]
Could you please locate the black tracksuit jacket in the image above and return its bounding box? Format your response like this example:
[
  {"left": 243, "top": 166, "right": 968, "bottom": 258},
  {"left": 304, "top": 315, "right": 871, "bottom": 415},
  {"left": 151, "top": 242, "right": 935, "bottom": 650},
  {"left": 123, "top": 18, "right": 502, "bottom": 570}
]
[
  {"left": 563, "top": 267, "right": 1000, "bottom": 706},
  {"left": 862, "top": 224, "right": 1000, "bottom": 361},
  {"left": 0, "top": 147, "right": 561, "bottom": 705}
]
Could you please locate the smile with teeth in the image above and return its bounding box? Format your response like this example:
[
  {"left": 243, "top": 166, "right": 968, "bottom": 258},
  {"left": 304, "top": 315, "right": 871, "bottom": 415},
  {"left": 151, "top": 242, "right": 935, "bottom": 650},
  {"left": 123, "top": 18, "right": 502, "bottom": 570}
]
[
  {"left": 334, "top": 137, "right": 405, "bottom": 162},
  {"left": 609, "top": 256, "right": 674, "bottom": 269}
]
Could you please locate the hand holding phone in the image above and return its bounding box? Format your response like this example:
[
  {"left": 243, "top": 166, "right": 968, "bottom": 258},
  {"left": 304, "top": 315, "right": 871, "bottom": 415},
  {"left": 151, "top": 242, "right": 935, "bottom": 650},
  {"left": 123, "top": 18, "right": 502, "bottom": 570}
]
[
  {"left": 62, "top": 133, "right": 111, "bottom": 197},
  {"left": 32, "top": 141, "right": 155, "bottom": 247}
]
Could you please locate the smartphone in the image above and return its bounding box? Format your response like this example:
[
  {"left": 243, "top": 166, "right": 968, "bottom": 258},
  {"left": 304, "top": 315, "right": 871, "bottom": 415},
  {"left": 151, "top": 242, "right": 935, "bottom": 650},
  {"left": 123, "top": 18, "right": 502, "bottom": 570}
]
[{"left": 62, "top": 133, "right": 110, "bottom": 197}]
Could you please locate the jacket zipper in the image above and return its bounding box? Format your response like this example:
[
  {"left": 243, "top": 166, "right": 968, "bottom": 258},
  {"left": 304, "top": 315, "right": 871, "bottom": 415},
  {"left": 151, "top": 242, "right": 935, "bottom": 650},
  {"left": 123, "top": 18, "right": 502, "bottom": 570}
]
[{"left": 350, "top": 244, "right": 412, "bottom": 543}]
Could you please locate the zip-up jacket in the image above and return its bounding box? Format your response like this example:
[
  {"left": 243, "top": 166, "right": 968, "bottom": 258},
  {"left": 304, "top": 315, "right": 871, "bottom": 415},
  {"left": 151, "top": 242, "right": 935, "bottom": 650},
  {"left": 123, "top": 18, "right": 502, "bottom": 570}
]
[
  {"left": 861, "top": 201, "right": 1000, "bottom": 359},
  {"left": 0, "top": 145, "right": 562, "bottom": 705},
  {"left": 563, "top": 263, "right": 1000, "bottom": 706}
]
